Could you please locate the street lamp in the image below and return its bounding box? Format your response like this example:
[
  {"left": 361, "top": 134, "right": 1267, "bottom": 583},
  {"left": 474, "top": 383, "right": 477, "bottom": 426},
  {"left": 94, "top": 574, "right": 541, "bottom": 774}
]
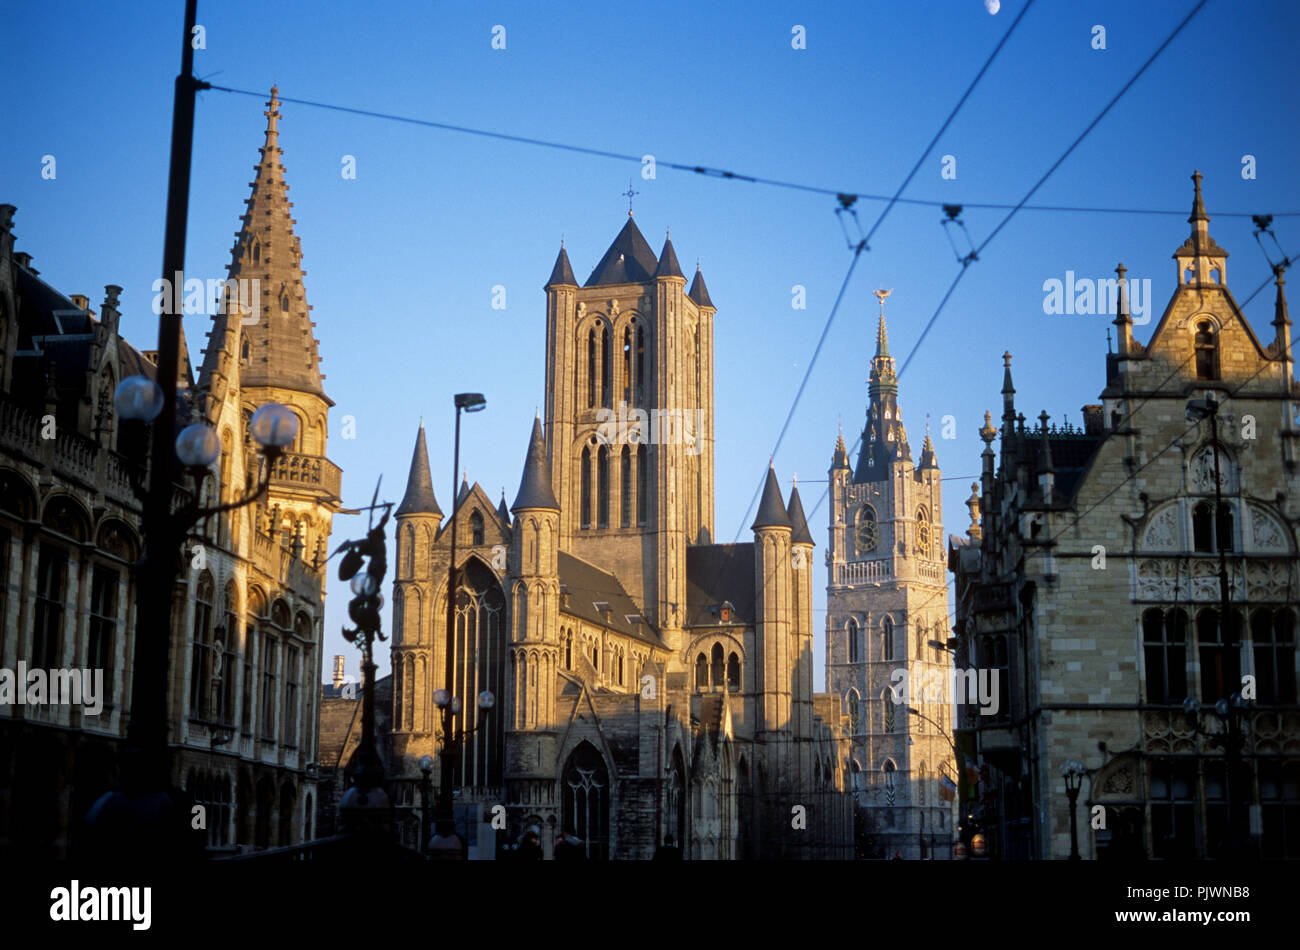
[
  {"left": 418, "top": 754, "right": 435, "bottom": 853},
  {"left": 1061, "top": 759, "right": 1087, "bottom": 860},
  {"left": 1182, "top": 693, "right": 1255, "bottom": 858}
]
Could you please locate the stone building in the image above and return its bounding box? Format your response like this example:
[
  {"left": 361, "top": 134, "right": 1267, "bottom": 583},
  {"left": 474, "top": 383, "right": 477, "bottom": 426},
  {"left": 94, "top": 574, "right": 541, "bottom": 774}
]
[
  {"left": 950, "top": 173, "right": 1299, "bottom": 860},
  {"left": 0, "top": 87, "right": 339, "bottom": 856},
  {"left": 385, "top": 215, "right": 852, "bottom": 859},
  {"left": 825, "top": 297, "right": 956, "bottom": 859}
]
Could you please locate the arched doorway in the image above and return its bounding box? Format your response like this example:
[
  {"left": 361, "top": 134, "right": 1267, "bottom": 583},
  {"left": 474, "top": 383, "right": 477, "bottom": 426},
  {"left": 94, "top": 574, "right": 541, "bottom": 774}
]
[{"left": 561, "top": 741, "right": 609, "bottom": 860}]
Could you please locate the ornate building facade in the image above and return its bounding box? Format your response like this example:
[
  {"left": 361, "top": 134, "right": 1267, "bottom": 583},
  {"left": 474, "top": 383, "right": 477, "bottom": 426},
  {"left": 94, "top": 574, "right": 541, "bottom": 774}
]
[
  {"left": 386, "top": 215, "right": 852, "bottom": 858},
  {"left": 0, "top": 88, "right": 339, "bottom": 856},
  {"left": 825, "top": 296, "right": 956, "bottom": 859},
  {"left": 950, "top": 173, "right": 1300, "bottom": 860}
]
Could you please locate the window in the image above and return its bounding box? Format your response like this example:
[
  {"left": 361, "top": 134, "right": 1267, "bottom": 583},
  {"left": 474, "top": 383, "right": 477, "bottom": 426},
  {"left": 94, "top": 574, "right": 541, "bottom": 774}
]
[
  {"left": 189, "top": 572, "right": 215, "bottom": 719},
  {"left": 620, "top": 446, "right": 631, "bottom": 528},
  {"left": 1192, "top": 500, "right": 1233, "bottom": 553},
  {"left": 597, "top": 446, "right": 610, "bottom": 529},
  {"left": 636, "top": 445, "right": 647, "bottom": 526},
  {"left": 1252, "top": 609, "right": 1297, "bottom": 704},
  {"left": 635, "top": 325, "right": 646, "bottom": 405},
  {"left": 622, "top": 326, "right": 632, "bottom": 405},
  {"left": 283, "top": 645, "right": 300, "bottom": 748},
  {"left": 882, "top": 761, "right": 897, "bottom": 807},
  {"left": 1143, "top": 608, "right": 1188, "bottom": 704},
  {"left": 695, "top": 652, "right": 707, "bottom": 689},
  {"left": 848, "top": 691, "right": 860, "bottom": 734},
  {"left": 87, "top": 566, "right": 118, "bottom": 705},
  {"left": 848, "top": 618, "right": 859, "bottom": 664},
  {"left": 1149, "top": 759, "right": 1196, "bottom": 859},
  {"left": 470, "top": 509, "right": 484, "bottom": 546},
  {"left": 881, "top": 616, "right": 894, "bottom": 662},
  {"left": 260, "top": 636, "right": 278, "bottom": 740},
  {"left": 601, "top": 323, "right": 612, "bottom": 409},
  {"left": 580, "top": 447, "right": 592, "bottom": 529},
  {"left": 1194, "top": 320, "right": 1219, "bottom": 380},
  {"left": 1196, "top": 608, "right": 1241, "bottom": 703},
  {"left": 1260, "top": 761, "right": 1300, "bottom": 859},
  {"left": 727, "top": 652, "right": 740, "bottom": 690},
  {"left": 33, "top": 545, "right": 67, "bottom": 671},
  {"left": 564, "top": 630, "right": 572, "bottom": 670},
  {"left": 241, "top": 626, "right": 255, "bottom": 734},
  {"left": 915, "top": 508, "right": 930, "bottom": 558},
  {"left": 587, "top": 329, "right": 597, "bottom": 408},
  {"left": 855, "top": 506, "right": 877, "bottom": 556},
  {"left": 711, "top": 643, "right": 724, "bottom": 688},
  {"left": 883, "top": 690, "right": 895, "bottom": 732}
]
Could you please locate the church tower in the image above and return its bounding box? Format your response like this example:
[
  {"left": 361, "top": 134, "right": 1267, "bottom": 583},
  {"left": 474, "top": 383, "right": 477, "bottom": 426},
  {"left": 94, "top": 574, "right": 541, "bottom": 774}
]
[
  {"left": 540, "top": 213, "right": 715, "bottom": 657},
  {"left": 825, "top": 291, "right": 952, "bottom": 860}
]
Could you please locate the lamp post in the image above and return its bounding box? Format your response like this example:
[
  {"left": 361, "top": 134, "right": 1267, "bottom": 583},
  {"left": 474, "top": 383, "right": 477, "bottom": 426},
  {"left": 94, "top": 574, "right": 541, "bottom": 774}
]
[
  {"left": 1185, "top": 395, "right": 1232, "bottom": 626},
  {"left": 1182, "top": 694, "right": 1254, "bottom": 858},
  {"left": 1061, "top": 759, "right": 1087, "bottom": 860},
  {"left": 429, "top": 393, "right": 486, "bottom": 857}
]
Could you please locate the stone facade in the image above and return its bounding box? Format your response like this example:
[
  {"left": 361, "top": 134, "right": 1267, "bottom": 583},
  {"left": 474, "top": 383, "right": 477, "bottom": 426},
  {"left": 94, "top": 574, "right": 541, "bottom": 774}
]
[
  {"left": 0, "top": 87, "right": 339, "bottom": 857},
  {"left": 950, "top": 173, "right": 1300, "bottom": 860},
  {"left": 825, "top": 301, "right": 957, "bottom": 859}
]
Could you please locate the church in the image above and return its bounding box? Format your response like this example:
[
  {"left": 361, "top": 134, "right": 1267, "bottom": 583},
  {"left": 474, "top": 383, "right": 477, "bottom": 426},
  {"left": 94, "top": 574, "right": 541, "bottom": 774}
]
[{"left": 387, "top": 214, "right": 853, "bottom": 859}]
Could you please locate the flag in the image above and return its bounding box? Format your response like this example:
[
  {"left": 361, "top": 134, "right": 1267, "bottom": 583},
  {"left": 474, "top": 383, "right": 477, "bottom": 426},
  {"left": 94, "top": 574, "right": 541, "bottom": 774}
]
[{"left": 939, "top": 776, "right": 957, "bottom": 801}]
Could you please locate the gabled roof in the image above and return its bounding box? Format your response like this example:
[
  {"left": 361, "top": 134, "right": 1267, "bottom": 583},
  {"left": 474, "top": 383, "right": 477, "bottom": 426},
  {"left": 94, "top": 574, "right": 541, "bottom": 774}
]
[
  {"left": 752, "top": 464, "right": 791, "bottom": 530},
  {"left": 688, "top": 264, "right": 714, "bottom": 308},
  {"left": 512, "top": 417, "right": 559, "bottom": 511},
  {"left": 584, "top": 216, "right": 659, "bottom": 287},
  {"left": 557, "top": 551, "right": 662, "bottom": 647},
  {"left": 396, "top": 424, "right": 441, "bottom": 517}
]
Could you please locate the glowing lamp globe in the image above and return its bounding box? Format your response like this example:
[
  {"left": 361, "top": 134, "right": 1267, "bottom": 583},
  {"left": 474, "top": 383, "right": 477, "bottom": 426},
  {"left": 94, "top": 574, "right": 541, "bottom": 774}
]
[
  {"left": 249, "top": 403, "right": 298, "bottom": 449},
  {"left": 433, "top": 689, "right": 451, "bottom": 708},
  {"left": 175, "top": 424, "right": 221, "bottom": 468},
  {"left": 350, "top": 572, "right": 379, "bottom": 597},
  {"left": 478, "top": 690, "right": 496, "bottom": 710},
  {"left": 113, "top": 375, "right": 165, "bottom": 422}
]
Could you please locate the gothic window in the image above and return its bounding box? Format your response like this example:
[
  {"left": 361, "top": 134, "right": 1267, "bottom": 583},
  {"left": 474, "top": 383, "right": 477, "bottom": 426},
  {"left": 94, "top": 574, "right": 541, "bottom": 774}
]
[
  {"left": 1259, "top": 761, "right": 1300, "bottom": 859},
  {"left": 33, "top": 545, "right": 67, "bottom": 671},
  {"left": 915, "top": 508, "right": 931, "bottom": 558},
  {"left": 87, "top": 565, "right": 119, "bottom": 706},
  {"left": 1149, "top": 758, "right": 1197, "bottom": 859},
  {"left": 242, "top": 626, "right": 255, "bottom": 735},
  {"left": 727, "top": 652, "right": 740, "bottom": 690},
  {"left": 280, "top": 294, "right": 289, "bottom": 313},
  {"left": 1192, "top": 501, "right": 1233, "bottom": 553},
  {"left": 580, "top": 447, "right": 592, "bottom": 529},
  {"left": 1196, "top": 608, "right": 1242, "bottom": 703},
  {"left": 587, "top": 329, "right": 597, "bottom": 408},
  {"left": 635, "top": 325, "right": 646, "bottom": 405},
  {"left": 470, "top": 509, "right": 485, "bottom": 546},
  {"left": 882, "top": 760, "right": 897, "bottom": 807},
  {"left": 848, "top": 618, "right": 859, "bottom": 664},
  {"left": 260, "top": 635, "right": 278, "bottom": 740},
  {"left": 695, "top": 652, "right": 708, "bottom": 689},
  {"left": 711, "top": 642, "right": 724, "bottom": 688},
  {"left": 622, "top": 326, "right": 632, "bottom": 405},
  {"left": 883, "top": 690, "right": 895, "bottom": 732},
  {"left": 600, "top": 323, "right": 613, "bottom": 409},
  {"left": 283, "top": 644, "right": 300, "bottom": 747},
  {"left": 881, "top": 615, "right": 894, "bottom": 662},
  {"left": 189, "top": 571, "right": 216, "bottom": 719},
  {"left": 597, "top": 446, "right": 610, "bottom": 529},
  {"left": 636, "top": 445, "right": 647, "bottom": 526},
  {"left": 1194, "top": 320, "right": 1219, "bottom": 380},
  {"left": 855, "top": 505, "right": 877, "bottom": 556},
  {"left": 847, "top": 690, "right": 860, "bottom": 734},
  {"left": 453, "top": 560, "right": 506, "bottom": 786},
  {"left": 252, "top": 242, "right": 260, "bottom": 263},
  {"left": 1251, "top": 608, "right": 1297, "bottom": 704},
  {"left": 620, "top": 445, "right": 632, "bottom": 527},
  {"left": 564, "top": 630, "right": 572, "bottom": 669},
  {"left": 1142, "top": 608, "right": 1188, "bottom": 704}
]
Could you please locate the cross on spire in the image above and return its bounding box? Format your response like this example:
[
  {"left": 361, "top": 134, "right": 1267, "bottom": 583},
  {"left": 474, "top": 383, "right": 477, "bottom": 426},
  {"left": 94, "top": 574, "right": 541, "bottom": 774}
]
[{"left": 623, "top": 179, "right": 639, "bottom": 216}]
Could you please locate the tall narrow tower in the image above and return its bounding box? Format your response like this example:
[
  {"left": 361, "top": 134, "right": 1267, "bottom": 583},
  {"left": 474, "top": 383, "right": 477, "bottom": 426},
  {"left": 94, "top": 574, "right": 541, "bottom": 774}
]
[{"left": 825, "top": 291, "right": 952, "bottom": 860}]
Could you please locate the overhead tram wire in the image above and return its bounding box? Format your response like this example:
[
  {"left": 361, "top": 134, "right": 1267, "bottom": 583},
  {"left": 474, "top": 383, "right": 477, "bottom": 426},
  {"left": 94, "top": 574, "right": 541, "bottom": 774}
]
[
  {"left": 804, "top": 0, "right": 1214, "bottom": 530},
  {"left": 728, "top": 0, "right": 1040, "bottom": 541},
  {"left": 200, "top": 81, "right": 1294, "bottom": 222}
]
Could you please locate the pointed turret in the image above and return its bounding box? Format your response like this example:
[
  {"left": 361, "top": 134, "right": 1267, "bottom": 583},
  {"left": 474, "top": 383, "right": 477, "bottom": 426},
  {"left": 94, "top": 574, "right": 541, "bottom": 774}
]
[
  {"left": 787, "top": 480, "right": 814, "bottom": 546},
  {"left": 457, "top": 472, "right": 470, "bottom": 507},
  {"left": 1173, "top": 170, "right": 1229, "bottom": 286},
  {"left": 497, "top": 490, "right": 511, "bottom": 524},
  {"left": 218, "top": 86, "right": 328, "bottom": 399},
  {"left": 545, "top": 241, "right": 577, "bottom": 288},
  {"left": 832, "top": 429, "right": 850, "bottom": 469},
  {"left": 396, "top": 423, "right": 441, "bottom": 516},
  {"left": 752, "top": 463, "right": 792, "bottom": 530},
  {"left": 653, "top": 232, "right": 685, "bottom": 279},
  {"left": 918, "top": 431, "right": 938, "bottom": 471},
  {"left": 512, "top": 417, "right": 559, "bottom": 511},
  {"left": 1001, "top": 351, "right": 1016, "bottom": 424},
  {"left": 855, "top": 296, "right": 911, "bottom": 481},
  {"left": 688, "top": 263, "right": 714, "bottom": 309},
  {"left": 1113, "top": 262, "right": 1135, "bottom": 357}
]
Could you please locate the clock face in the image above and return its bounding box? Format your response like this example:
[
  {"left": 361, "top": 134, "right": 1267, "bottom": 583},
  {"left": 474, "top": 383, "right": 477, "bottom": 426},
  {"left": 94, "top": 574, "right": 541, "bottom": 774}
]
[{"left": 855, "top": 512, "right": 876, "bottom": 554}]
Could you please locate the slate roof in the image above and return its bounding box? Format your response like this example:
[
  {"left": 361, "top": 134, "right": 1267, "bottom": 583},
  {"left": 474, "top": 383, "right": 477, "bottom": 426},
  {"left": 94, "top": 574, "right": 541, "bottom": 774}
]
[
  {"left": 545, "top": 244, "right": 577, "bottom": 288},
  {"left": 688, "top": 265, "right": 714, "bottom": 308},
  {"left": 751, "top": 465, "right": 791, "bottom": 530},
  {"left": 685, "top": 543, "right": 756, "bottom": 627},
  {"left": 512, "top": 417, "right": 559, "bottom": 511},
  {"left": 787, "top": 484, "right": 814, "bottom": 546},
  {"left": 396, "top": 424, "right": 442, "bottom": 516},
  {"left": 557, "top": 551, "right": 662, "bottom": 647},
  {"left": 584, "top": 216, "right": 659, "bottom": 287},
  {"left": 653, "top": 235, "right": 684, "bottom": 279},
  {"left": 1022, "top": 431, "right": 1103, "bottom": 502}
]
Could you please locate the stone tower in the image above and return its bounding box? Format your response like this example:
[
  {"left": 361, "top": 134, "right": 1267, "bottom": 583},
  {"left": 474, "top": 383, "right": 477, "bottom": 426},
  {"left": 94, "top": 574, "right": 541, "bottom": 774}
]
[
  {"left": 540, "top": 215, "right": 716, "bottom": 657},
  {"left": 825, "top": 294, "right": 953, "bottom": 859}
]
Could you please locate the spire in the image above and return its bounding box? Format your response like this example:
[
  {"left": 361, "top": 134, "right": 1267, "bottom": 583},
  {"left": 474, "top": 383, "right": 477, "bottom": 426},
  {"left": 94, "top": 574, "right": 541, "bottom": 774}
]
[
  {"left": 497, "top": 489, "right": 511, "bottom": 524},
  {"left": 1273, "top": 264, "right": 1293, "bottom": 373},
  {"left": 653, "top": 233, "right": 684, "bottom": 279},
  {"left": 1113, "top": 262, "right": 1135, "bottom": 358},
  {"left": 965, "top": 482, "right": 982, "bottom": 542},
  {"left": 396, "top": 423, "right": 442, "bottom": 517},
  {"left": 1273, "top": 265, "right": 1292, "bottom": 330},
  {"left": 918, "top": 431, "right": 938, "bottom": 470},
  {"left": 213, "top": 86, "right": 328, "bottom": 401},
  {"left": 545, "top": 242, "right": 577, "bottom": 288},
  {"left": 787, "top": 481, "right": 814, "bottom": 546},
  {"left": 688, "top": 262, "right": 714, "bottom": 308},
  {"left": 752, "top": 463, "right": 792, "bottom": 531},
  {"left": 855, "top": 292, "right": 910, "bottom": 481},
  {"left": 584, "top": 216, "right": 659, "bottom": 286},
  {"left": 457, "top": 471, "right": 470, "bottom": 507},
  {"left": 1173, "top": 170, "right": 1229, "bottom": 284},
  {"left": 1189, "top": 169, "right": 1208, "bottom": 223},
  {"left": 875, "top": 313, "right": 890, "bottom": 358},
  {"left": 832, "top": 429, "right": 849, "bottom": 469},
  {"left": 512, "top": 417, "right": 559, "bottom": 511},
  {"left": 1037, "top": 411, "right": 1055, "bottom": 474},
  {"left": 1000, "top": 351, "right": 1016, "bottom": 424}
]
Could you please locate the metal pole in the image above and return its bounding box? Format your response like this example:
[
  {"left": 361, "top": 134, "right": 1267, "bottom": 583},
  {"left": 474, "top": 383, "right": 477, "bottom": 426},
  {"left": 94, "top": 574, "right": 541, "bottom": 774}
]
[
  {"left": 1067, "top": 783, "right": 1080, "bottom": 860},
  {"left": 1209, "top": 405, "right": 1236, "bottom": 840},
  {"left": 437, "top": 407, "right": 461, "bottom": 839}
]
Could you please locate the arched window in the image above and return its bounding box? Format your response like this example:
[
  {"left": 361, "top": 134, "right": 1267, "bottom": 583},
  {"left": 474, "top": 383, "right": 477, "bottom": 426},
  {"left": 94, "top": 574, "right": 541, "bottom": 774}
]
[
  {"left": 915, "top": 508, "right": 930, "bottom": 558},
  {"left": 563, "top": 742, "right": 610, "bottom": 860},
  {"left": 470, "top": 509, "right": 484, "bottom": 546},
  {"left": 855, "top": 505, "right": 877, "bottom": 556},
  {"left": 580, "top": 447, "right": 592, "bottom": 529},
  {"left": 883, "top": 689, "right": 895, "bottom": 732},
  {"left": 189, "top": 571, "right": 216, "bottom": 719},
  {"left": 635, "top": 324, "right": 646, "bottom": 405},
  {"left": 882, "top": 760, "right": 897, "bottom": 806},
  {"left": 1194, "top": 320, "right": 1219, "bottom": 380},
  {"left": 727, "top": 652, "right": 740, "bottom": 690},
  {"left": 881, "top": 615, "right": 894, "bottom": 662},
  {"left": 695, "top": 652, "right": 708, "bottom": 689},
  {"left": 251, "top": 241, "right": 260, "bottom": 263},
  {"left": 848, "top": 618, "right": 860, "bottom": 663},
  {"left": 280, "top": 294, "right": 289, "bottom": 313},
  {"left": 847, "top": 690, "right": 861, "bottom": 734},
  {"left": 619, "top": 446, "right": 631, "bottom": 528},
  {"left": 636, "top": 445, "right": 647, "bottom": 526},
  {"left": 1193, "top": 500, "right": 1233, "bottom": 553},
  {"left": 622, "top": 326, "right": 632, "bottom": 405},
  {"left": 1143, "top": 608, "right": 1188, "bottom": 704},
  {"left": 564, "top": 630, "right": 573, "bottom": 669},
  {"left": 587, "top": 327, "right": 598, "bottom": 408},
  {"left": 711, "top": 642, "right": 724, "bottom": 688},
  {"left": 597, "top": 446, "right": 610, "bottom": 529},
  {"left": 601, "top": 323, "right": 613, "bottom": 409},
  {"left": 1197, "top": 608, "right": 1242, "bottom": 702}
]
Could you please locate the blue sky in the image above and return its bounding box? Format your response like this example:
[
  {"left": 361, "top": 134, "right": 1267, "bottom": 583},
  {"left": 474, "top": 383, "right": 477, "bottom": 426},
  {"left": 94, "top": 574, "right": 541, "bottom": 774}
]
[{"left": 5, "top": 0, "right": 1298, "bottom": 686}]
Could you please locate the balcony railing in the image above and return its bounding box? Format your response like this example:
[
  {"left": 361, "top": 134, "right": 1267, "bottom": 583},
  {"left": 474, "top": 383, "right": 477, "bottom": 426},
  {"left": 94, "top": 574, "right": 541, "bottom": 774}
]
[{"left": 267, "top": 451, "right": 341, "bottom": 498}]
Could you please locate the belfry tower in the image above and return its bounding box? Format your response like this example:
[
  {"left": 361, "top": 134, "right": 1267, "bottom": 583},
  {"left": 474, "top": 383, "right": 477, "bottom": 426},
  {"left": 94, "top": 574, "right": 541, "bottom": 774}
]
[{"left": 825, "top": 290, "right": 953, "bottom": 859}]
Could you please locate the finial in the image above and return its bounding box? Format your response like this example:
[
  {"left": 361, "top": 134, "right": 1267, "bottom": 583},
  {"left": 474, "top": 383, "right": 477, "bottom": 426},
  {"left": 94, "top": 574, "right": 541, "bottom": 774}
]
[
  {"left": 1190, "top": 169, "right": 1208, "bottom": 222},
  {"left": 561, "top": 234, "right": 565, "bottom": 249},
  {"left": 873, "top": 288, "right": 893, "bottom": 317},
  {"left": 769, "top": 456, "right": 774, "bottom": 469},
  {"left": 623, "top": 179, "right": 639, "bottom": 216},
  {"left": 666, "top": 227, "right": 670, "bottom": 240},
  {"left": 1003, "top": 350, "right": 1012, "bottom": 368},
  {"left": 1106, "top": 327, "right": 1113, "bottom": 353},
  {"left": 1116, "top": 262, "right": 1127, "bottom": 281},
  {"left": 792, "top": 473, "right": 798, "bottom": 486}
]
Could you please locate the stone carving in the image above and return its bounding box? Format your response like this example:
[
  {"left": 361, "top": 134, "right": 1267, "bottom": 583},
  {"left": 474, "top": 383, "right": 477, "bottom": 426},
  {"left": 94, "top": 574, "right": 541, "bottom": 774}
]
[
  {"left": 1141, "top": 506, "right": 1179, "bottom": 551},
  {"left": 1188, "top": 446, "right": 1235, "bottom": 493},
  {"left": 1137, "top": 559, "right": 1184, "bottom": 600},
  {"left": 1248, "top": 504, "right": 1288, "bottom": 552}
]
